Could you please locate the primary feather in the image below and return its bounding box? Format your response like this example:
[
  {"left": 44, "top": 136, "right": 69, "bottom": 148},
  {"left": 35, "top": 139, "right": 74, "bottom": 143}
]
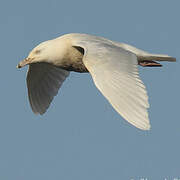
[{"left": 27, "top": 63, "right": 69, "bottom": 114}]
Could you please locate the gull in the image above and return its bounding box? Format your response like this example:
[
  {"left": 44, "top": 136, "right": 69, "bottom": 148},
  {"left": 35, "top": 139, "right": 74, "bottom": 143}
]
[{"left": 17, "top": 33, "right": 176, "bottom": 130}]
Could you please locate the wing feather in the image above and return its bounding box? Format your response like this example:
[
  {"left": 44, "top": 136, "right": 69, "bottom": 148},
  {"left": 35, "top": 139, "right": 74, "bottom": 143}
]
[
  {"left": 72, "top": 35, "right": 150, "bottom": 130},
  {"left": 26, "top": 62, "right": 69, "bottom": 114}
]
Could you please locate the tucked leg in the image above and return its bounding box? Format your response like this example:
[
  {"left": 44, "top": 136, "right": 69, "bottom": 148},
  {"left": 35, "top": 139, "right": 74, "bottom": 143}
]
[{"left": 138, "top": 60, "right": 162, "bottom": 67}]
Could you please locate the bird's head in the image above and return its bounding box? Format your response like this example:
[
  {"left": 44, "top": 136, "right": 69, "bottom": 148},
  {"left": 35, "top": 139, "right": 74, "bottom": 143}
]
[{"left": 17, "top": 38, "right": 66, "bottom": 68}]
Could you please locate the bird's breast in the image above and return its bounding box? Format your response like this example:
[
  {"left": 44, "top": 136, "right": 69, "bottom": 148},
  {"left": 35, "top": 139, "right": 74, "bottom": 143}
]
[{"left": 60, "top": 46, "right": 88, "bottom": 73}]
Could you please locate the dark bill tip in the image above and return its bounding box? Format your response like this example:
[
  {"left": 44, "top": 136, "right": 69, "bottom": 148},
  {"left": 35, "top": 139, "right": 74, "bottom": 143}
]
[
  {"left": 16, "top": 58, "right": 30, "bottom": 69},
  {"left": 16, "top": 63, "right": 22, "bottom": 68}
]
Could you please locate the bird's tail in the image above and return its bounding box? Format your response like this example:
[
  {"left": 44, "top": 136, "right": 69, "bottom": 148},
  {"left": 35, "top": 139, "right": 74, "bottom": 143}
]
[
  {"left": 137, "top": 54, "right": 176, "bottom": 67},
  {"left": 138, "top": 53, "right": 176, "bottom": 62},
  {"left": 119, "top": 42, "right": 176, "bottom": 66},
  {"left": 120, "top": 43, "right": 176, "bottom": 61}
]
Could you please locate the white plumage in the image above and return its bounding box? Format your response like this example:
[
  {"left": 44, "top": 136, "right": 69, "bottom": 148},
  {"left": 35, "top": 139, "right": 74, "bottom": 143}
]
[{"left": 17, "top": 33, "right": 176, "bottom": 130}]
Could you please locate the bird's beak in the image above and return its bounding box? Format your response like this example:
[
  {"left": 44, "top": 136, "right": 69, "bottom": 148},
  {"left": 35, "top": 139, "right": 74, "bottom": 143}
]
[{"left": 16, "top": 58, "right": 32, "bottom": 68}]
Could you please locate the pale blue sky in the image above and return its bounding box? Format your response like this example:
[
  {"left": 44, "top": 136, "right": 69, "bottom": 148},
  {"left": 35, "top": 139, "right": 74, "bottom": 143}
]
[{"left": 0, "top": 0, "right": 179, "bottom": 179}]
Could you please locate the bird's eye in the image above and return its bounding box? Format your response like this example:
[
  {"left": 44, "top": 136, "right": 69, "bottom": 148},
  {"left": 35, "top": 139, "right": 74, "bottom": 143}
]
[{"left": 34, "top": 49, "right": 41, "bottom": 54}]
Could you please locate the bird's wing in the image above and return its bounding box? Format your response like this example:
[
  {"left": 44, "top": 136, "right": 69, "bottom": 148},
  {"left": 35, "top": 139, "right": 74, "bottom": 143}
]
[
  {"left": 72, "top": 36, "right": 150, "bottom": 130},
  {"left": 26, "top": 62, "right": 69, "bottom": 114}
]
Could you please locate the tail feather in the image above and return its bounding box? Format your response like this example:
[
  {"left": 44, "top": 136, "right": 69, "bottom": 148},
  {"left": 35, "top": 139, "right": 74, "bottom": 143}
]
[
  {"left": 117, "top": 42, "right": 176, "bottom": 62},
  {"left": 138, "top": 54, "right": 176, "bottom": 62}
]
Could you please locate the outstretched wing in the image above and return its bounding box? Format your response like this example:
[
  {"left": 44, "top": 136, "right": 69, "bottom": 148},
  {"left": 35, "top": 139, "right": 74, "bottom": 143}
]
[
  {"left": 27, "top": 62, "right": 69, "bottom": 114},
  {"left": 72, "top": 35, "right": 150, "bottom": 130}
]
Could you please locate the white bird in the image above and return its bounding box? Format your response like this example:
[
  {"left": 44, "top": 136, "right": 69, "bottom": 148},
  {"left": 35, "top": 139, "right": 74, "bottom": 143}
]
[{"left": 17, "top": 33, "right": 176, "bottom": 130}]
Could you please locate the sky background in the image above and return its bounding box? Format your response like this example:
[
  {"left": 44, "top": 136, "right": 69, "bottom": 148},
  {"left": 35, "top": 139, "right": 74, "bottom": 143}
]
[{"left": 0, "top": 0, "right": 179, "bottom": 179}]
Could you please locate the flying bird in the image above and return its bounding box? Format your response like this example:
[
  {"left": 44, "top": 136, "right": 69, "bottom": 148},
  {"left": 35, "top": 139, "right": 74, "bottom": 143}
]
[{"left": 17, "top": 33, "right": 176, "bottom": 130}]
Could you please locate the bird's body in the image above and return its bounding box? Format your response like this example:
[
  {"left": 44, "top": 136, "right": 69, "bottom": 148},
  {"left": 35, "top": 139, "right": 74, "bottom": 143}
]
[{"left": 17, "top": 33, "right": 176, "bottom": 130}]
